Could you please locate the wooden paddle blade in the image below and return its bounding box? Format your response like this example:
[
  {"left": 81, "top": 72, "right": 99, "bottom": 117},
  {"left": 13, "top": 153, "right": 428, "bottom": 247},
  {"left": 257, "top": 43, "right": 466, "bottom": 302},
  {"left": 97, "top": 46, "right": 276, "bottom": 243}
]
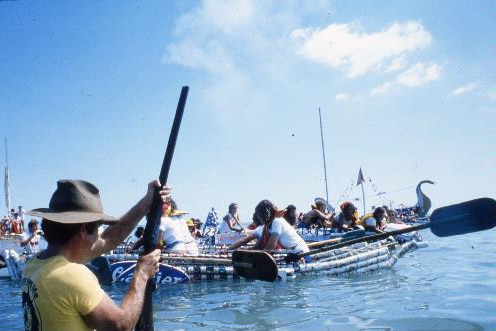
[
  {"left": 430, "top": 197, "right": 496, "bottom": 237},
  {"left": 232, "top": 250, "right": 278, "bottom": 282}
]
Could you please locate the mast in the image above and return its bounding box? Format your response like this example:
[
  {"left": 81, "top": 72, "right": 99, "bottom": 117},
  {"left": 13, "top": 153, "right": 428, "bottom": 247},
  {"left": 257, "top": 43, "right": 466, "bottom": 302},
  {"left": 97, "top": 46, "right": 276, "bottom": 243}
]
[
  {"left": 360, "top": 181, "right": 366, "bottom": 215},
  {"left": 318, "top": 108, "right": 330, "bottom": 211},
  {"left": 4, "top": 138, "right": 11, "bottom": 214}
]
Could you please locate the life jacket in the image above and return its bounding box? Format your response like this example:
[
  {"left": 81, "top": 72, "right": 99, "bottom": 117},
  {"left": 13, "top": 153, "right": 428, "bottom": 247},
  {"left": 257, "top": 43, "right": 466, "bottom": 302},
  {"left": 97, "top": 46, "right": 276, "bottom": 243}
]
[
  {"left": 358, "top": 213, "right": 373, "bottom": 226},
  {"left": 11, "top": 220, "right": 21, "bottom": 234},
  {"left": 247, "top": 222, "right": 258, "bottom": 230}
]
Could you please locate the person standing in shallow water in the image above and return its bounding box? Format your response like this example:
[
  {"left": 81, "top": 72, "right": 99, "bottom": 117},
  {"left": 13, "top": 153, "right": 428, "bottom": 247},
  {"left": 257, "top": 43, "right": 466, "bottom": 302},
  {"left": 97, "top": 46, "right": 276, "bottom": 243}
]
[{"left": 22, "top": 179, "right": 171, "bottom": 331}]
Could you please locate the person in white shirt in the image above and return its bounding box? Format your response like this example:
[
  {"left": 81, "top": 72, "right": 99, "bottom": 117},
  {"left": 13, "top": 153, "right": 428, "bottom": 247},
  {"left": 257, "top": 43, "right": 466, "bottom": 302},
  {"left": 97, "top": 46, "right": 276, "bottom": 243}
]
[
  {"left": 218, "top": 203, "right": 244, "bottom": 234},
  {"left": 158, "top": 199, "right": 199, "bottom": 256},
  {"left": 228, "top": 200, "right": 309, "bottom": 254},
  {"left": 363, "top": 207, "right": 387, "bottom": 234},
  {"left": 20, "top": 219, "right": 44, "bottom": 254}
]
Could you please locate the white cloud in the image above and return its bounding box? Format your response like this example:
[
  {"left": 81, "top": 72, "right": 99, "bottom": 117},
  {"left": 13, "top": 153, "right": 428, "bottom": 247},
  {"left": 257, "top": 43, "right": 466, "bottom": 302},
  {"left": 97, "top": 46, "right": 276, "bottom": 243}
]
[
  {"left": 370, "top": 82, "right": 393, "bottom": 95},
  {"left": 162, "top": 1, "right": 342, "bottom": 118},
  {"left": 451, "top": 83, "right": 477, "bottom": 96},
  {"left": 397, "top": 63, "right": 441, "bottom": 87},
  {"left": 292, "top": 21, "right": 432, "bottom": 77},
  {"left": 382, "top": 56, "right": 407, "bottom": 73},
  {"left": 335, "top": 93, "right": 350, "bottom": 101},
  {"left": 163, "top": 2, "right": 439, "bottom": 110},
  {"left": 371, "top": 62, "right": 440, "bottom": 95}
]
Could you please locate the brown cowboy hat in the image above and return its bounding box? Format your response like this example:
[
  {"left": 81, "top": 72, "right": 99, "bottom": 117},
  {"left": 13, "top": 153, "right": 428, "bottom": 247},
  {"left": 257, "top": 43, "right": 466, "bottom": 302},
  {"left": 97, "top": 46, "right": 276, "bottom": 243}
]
[{"left": 28, "top": 180, "right": 118, "bottom": 224}]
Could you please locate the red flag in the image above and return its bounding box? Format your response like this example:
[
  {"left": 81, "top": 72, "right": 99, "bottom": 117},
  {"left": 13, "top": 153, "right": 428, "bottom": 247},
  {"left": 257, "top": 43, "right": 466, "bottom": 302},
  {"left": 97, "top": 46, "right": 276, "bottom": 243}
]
[{"left": 356, "top": 167, "right": 365, "bottom": 186}]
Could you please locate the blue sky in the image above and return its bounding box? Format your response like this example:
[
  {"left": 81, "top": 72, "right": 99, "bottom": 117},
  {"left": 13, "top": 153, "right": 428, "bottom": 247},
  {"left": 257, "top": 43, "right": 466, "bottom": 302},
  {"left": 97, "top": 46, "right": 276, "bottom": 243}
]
[{"left": 1, "top": 1, "right": 493, "bottom": 223}]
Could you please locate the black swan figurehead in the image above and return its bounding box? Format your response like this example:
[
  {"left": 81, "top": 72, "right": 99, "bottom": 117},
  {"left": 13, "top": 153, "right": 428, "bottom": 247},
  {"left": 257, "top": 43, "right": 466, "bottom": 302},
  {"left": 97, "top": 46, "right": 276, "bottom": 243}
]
[{"left": 415, "top": 180, "right": 435, "bottom": 217}]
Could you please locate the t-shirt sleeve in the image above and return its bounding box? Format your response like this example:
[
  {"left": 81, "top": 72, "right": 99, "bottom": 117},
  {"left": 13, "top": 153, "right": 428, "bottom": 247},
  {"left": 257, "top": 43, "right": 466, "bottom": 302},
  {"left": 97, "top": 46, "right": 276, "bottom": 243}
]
[
  {"left": 252, "top": 226, "right": 263, "bottom": 239},
  {"left": 69, "top": 264, "right": 105, "bottom": 315},
  {"left": 269, "top": 218, "right": 283, "bottom": 236},
  {"left": 365, "top": 217, "right": 377, "bottom": 227}
]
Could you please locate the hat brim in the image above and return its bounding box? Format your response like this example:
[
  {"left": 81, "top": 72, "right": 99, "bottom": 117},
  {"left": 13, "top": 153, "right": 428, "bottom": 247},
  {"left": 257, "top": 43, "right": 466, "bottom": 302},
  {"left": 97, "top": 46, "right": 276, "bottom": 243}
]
[
  {"left": 28, "top": 208, "right": 119, "bottom": 224},
  {"left": 169, "top": 210, "right": 189, "bottom": 217}
]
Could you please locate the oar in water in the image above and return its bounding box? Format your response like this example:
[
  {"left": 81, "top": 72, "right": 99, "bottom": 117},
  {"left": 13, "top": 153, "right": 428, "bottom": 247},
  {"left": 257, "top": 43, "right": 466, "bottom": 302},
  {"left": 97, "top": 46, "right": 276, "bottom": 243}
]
[
  {"left": 135, "top": 86, "right": 189, "bottom": 331},
  {"left": 232, "top": 197, "right": 496, "bottom": 282}
]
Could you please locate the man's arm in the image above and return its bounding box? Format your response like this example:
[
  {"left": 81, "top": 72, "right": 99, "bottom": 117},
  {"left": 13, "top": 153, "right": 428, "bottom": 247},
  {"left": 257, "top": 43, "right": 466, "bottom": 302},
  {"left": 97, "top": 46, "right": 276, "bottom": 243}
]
[
  {"left": 19, "top": 233, "right": 33, "bottom": 247},
  {"left": 226, "top": 215, "right": 243, "bottom": 232},
  {"left": 89, "top": 181, "right": 171, "bottom": 258},
  {"left": 264, "top": 234, "right": 280, "bottom": 251},
  {"left": 82, "top": 249, "right": 160, "bottom": 331},
  {"left": 232, "top": 213, "right": 244, "bottom": 229},
  {"left": 226, "top": 233, "right": 255, "bottom": 250}
]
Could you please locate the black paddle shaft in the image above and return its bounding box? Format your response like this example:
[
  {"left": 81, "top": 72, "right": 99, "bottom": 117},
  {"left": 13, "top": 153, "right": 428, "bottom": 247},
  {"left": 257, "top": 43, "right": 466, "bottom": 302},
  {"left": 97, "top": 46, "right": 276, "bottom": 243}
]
[{"left": 135, "top": 86, "right": 189, "bottom": 331}]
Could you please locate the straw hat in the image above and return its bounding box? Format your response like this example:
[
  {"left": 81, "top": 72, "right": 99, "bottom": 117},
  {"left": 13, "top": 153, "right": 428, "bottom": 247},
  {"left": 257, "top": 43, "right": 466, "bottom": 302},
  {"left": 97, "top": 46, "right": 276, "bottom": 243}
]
[{"left": 28, "top": 180, "right": 118, "bottom": 224}]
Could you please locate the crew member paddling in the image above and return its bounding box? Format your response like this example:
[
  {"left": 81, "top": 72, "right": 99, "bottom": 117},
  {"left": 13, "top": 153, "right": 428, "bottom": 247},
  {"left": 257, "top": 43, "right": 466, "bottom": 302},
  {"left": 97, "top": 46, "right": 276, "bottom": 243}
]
[
  {"left": 22, "top": 179, "right": 171, "bottom": 331},
  {"left": 228, "top": 200, "right": 309, "bottom": 254}
]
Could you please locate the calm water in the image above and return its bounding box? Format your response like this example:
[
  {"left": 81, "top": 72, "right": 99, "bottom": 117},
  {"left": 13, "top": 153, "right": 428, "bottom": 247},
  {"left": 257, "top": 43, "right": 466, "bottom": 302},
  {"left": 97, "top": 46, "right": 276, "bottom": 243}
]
[{"left": 1, "top": 230, "right": 494, "bottom": 331}]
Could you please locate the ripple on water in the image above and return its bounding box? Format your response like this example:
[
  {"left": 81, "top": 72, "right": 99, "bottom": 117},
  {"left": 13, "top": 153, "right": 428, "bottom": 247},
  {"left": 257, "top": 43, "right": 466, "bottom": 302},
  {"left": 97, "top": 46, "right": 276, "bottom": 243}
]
[{"left": 368, "top": 317, "right": 484, "bottom": 331}]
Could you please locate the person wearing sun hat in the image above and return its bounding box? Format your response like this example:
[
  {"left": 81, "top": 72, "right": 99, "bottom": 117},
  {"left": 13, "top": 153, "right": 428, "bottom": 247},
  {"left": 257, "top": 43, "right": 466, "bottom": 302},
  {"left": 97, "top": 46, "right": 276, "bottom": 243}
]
[{"left": 22, "top": 179, "right": 171, "bottom": 331}]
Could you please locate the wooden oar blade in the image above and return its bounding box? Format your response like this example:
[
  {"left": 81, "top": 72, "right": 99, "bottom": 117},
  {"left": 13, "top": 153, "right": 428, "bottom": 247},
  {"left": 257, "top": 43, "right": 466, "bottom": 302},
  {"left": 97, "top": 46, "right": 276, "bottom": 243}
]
[
  {"left": 430, "top": 197, "right": 496, "bottom": 237},
  {"left": 232, "top": 250, "right": 278, "bottom": 282}
]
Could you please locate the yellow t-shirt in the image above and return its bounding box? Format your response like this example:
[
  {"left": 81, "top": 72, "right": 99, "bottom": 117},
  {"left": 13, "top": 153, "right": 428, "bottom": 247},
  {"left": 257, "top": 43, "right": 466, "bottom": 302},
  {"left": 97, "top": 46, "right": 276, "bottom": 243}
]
[{"left": 22, "top": 255, "right": 104, "bottom": 331}]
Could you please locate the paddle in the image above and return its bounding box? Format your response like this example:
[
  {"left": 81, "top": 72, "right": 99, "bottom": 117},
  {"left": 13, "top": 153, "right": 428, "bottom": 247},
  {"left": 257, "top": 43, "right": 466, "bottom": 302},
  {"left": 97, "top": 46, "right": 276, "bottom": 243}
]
[
  {"left": 305, "top": 228, "right": 365, "bottom": 248},
  {"left": 233, "top": 197, "right": 496, "bottom": 282},
  {"left": 232, "top": 250, "right": 278, "bottom": 282},
  {"left": 307, "top": 237, "right": 341, "bottom": 248},
  {"left": 161, "top": 255, "right": 232, "bottom": 266},
  {"left": 135, "top": 86, "right": 189, "bottom": 331}
]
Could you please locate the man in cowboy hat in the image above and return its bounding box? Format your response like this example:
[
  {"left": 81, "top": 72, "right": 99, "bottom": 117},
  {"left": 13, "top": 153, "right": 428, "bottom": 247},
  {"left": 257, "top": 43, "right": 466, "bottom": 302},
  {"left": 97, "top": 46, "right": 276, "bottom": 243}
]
[{"left": 22, "top": 179, "right": 171, "bottom": 331}]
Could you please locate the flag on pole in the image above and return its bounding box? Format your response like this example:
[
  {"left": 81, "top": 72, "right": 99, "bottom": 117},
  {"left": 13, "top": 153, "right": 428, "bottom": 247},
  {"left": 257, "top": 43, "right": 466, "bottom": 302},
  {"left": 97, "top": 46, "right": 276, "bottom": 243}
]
[
  {"left": 4, "top": 165, "right": 10, "bottom": 212},
  {"left": 356, "top": 167, "right": 365, "bottom": 186},
  {"left": 201, "top": 208, "right": 219, "bottom": 237}
]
